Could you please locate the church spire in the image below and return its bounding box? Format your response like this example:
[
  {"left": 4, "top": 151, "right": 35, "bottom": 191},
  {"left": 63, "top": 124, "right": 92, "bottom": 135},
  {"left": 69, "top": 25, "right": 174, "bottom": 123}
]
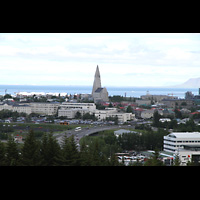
[
  {"left": 95, "top": 65, "right": 100, "bottom": 78},
  {"left": 92, "top": 65, "right": 102, "bottom": 95}
]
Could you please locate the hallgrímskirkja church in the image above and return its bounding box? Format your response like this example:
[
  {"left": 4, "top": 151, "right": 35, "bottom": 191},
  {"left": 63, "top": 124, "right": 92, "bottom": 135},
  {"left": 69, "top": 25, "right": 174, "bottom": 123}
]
[{"left": 92, "top": 65, "right": 109, "bottom": 103}]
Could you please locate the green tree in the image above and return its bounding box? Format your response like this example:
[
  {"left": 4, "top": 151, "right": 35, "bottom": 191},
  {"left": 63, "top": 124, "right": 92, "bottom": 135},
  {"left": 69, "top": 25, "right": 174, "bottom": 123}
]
[
  {"left": 21, "top": 130, "right": 41, "bottom": 166},
  {"left": 0, "top": 141, "right": 6, "bottom": 166},
  {"left": 80, "top": 140, "right": 92, "bottom": 166},
  {"left": 75, "top": 111, "right": 82, "bottom": 119},
  {"left": 6, "top": 136, "right": 20, "bottom": 166},
  {"left": 61, "top": 135, "right": 80, "bottom": 166},
  {"left": 114, "top": 116, "right": 118, "bottom": 125},
  {"left": 173, "top": 153, "right": 181, "bottom": 166},
  {"left": 153, "top": 111, "right": 161, "bottom": 127},
  {"left": 40, "top": 132, "right": 48, "bottom": 165},
  {"left": 144, "top": 149, "right": 164, "bottom": 166},
  {"left": 126, "top": 105, "right": 133, "bottom": 113},
  {"left": 108, "top": 102, "right": 113, "bottom": 107},
  {"left": 45, "top": 133, "right": 62, "bottom": 166},
  {"left": 174, "top": 109, "right": 182, "bottom": 119},
  {"left": 109, "top": 153, "right": 120, "bottom": 166},
  {"left": 4, "top": 94, "right": 12, "bottom": 99}
]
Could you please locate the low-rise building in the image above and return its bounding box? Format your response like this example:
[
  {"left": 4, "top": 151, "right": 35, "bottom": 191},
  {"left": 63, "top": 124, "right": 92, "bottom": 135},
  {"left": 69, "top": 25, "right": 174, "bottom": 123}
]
[
  {"left": 141, "top": 109, "right": 163, "bottom": 119},
  {"left": 29, "top": 102, "right": 60, "bottom": 115},
  {"left": 58, "top": 102, "right": 96, "bottom": 118},
  {"left": 114, "top": 129, "right": 136, "bottom": 137},
  {"left": 135, "top": 99, "right": 151, "bottom": 106},
  {"left": 141, "top": 109, "right": 155, "bottom": 119},
  {"left": 141, "top": 94, "right": 177, "bottom": 103},
  {"left": 163, "top": 132, "right": 200, "bottom": 153},
  {"left": 95, "top": 108, "right": 135, "bottom": 123},
  {"left": 161, "top": 99, "right": 195, "bottom": 109},
  {"left": 0, "top": 102, "right": 32, "bottom": 115},
  {"left": 177, "top": 145, "right": 200, "bottom": 166}
]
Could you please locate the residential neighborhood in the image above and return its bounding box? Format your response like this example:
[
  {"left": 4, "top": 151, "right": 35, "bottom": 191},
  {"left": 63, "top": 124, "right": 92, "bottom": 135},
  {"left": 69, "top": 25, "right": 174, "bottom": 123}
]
[{"left": 1, "top": 66, "right": 200, "bottom": 166}]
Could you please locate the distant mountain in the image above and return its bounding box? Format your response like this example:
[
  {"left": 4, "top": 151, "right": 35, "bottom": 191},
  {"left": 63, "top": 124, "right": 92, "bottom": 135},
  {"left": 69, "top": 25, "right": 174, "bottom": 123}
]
[{"left": 174, "top": 77, "right": 200, "bottom": 88}]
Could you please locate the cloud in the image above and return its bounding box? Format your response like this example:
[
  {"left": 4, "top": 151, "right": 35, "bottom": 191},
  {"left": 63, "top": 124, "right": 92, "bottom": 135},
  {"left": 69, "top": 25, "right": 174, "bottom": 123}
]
[{"left": 0, "top": 33, "right": 200, "bottom": 86}]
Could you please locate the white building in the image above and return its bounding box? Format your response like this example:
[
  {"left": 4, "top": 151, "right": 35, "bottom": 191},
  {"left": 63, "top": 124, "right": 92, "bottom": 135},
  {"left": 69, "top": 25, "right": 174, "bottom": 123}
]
[
  {"left": 159, "top": 118, "right": 171, "bottom": 123},
  {"left": 141, "top": 109, "right": 163, "bottom": 119},
  {"left": 0, "top": 102, "right": 32, "bottom": 115},
  {"left": 114, "top": 129, "right": 136, "bottom": 137},
  {"left": 177, "top": 145, "right": 200, "bottom": 166},
  {"left": 58, "top": 102, "right": 96, "bottom": 118},
  {"left": 29, "top": 102, "right": 60, "bottom": 115},
  {"left": 163, "top": 132, "right": 200, "bottom": 153},
  {"left": 95, "top": 108, "right": 135, "bottom": 123}
]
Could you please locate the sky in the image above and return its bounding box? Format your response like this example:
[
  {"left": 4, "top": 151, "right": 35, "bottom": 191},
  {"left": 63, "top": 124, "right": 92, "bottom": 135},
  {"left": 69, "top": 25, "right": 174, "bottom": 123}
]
[{"left": 0, "top": 33, "right": 200, "bottom": 87}]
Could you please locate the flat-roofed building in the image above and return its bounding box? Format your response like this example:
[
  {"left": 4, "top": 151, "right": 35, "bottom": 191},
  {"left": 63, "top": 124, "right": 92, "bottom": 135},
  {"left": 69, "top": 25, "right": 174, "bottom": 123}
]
[
  {"left": 29, "top": 102, "right": 60, "bottom": 115},
  {"left": 163, "top": 132, "right": 200, "bottom": 153},
  {"left": 0, "top": 102, "right": 32, "bottom": 115},
  {"left": 177, "top": 145, "right": 200, "bottom": 166},
  {"left": 58, "top": 102, "right": 96, "bottom": 118}
]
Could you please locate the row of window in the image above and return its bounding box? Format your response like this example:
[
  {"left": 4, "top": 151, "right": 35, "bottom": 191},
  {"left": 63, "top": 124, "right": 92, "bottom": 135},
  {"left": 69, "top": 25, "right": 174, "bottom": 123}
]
[
  {"left": 164, "top": 147, "right": 175, "bottom": 152},
  {"left": 164, "top": 139, "right": 200, "bottom": 143}
]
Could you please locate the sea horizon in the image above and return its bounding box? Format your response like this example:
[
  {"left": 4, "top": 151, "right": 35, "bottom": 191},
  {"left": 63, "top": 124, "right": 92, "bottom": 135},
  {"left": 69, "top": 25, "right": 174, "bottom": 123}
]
[{"left": 0, "top": 84, "right": 199, "bottom": 99}]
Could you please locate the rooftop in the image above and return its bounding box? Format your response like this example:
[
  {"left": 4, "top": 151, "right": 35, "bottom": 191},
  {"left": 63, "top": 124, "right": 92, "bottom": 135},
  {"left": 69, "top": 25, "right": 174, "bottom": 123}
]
[
  {"left": 114, "top": 129, "right": 136, "bottom": 135},
  {"left": 95, "top": 88, "right": 104, "bottom": 93},
  {"left": 168, "top": 132, "right": 200, "bottom": 139}
]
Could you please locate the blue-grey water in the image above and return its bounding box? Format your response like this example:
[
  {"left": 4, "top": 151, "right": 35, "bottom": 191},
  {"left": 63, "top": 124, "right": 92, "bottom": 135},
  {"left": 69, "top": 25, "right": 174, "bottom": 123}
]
[{"left": 0, "top": 85, "right": 199, "bottom": 99}]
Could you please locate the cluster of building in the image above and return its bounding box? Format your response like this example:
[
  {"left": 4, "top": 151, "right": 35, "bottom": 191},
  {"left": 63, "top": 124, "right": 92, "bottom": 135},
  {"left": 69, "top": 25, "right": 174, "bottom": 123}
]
[
  {"left": 0, "top": 66, "right": 134, "bottom": 123},
  {"left": 114, "top": 131, "right": 200, "bottom": 166},
  {"left": 0, "top": 101, "right": 60, "bottom": 116}
]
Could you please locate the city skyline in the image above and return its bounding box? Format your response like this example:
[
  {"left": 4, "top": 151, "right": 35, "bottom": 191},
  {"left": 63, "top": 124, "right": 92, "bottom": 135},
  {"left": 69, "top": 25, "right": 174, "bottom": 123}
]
[{"left": 0, "top": 33, "right": 200, "bottom": 87}]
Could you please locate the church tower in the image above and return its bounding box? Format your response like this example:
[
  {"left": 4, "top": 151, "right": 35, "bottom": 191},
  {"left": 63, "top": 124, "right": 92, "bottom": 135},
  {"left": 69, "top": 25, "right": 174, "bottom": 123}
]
[
  {"left": 92, "top": 65, "right": 102, "bottom": 96},
  {"left": 92, "top": 65, "right": 109, "bottom": 103}
]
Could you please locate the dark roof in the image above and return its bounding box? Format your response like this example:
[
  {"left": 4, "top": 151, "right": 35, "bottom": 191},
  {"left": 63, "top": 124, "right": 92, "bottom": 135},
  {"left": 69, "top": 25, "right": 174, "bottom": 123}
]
[{"left": 95, "top": 88, "right": 103, "bottom": 93}]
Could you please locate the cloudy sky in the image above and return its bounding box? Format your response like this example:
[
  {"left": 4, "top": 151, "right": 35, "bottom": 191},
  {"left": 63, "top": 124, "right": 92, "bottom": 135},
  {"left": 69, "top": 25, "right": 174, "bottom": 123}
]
[{"left": 0, "top": 33, "right": 200, "bottom": 87}]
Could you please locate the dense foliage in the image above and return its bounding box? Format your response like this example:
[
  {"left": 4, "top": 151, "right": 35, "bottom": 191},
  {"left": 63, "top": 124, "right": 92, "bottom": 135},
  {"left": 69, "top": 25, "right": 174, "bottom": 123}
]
[
  {"left": 0, "top": 127, "right": 169, "bottom": 166},
  {"left": 0, "top": 130, "right": 121, "bottom": 166},
  {"left": 153, "top": 110, "right": 200, "bottom": 132}
]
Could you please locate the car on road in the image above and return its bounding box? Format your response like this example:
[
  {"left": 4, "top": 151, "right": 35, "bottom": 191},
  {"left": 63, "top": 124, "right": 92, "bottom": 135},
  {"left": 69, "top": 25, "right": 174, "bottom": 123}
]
[{"left": 75, "top": 127, "right": 81, "bottom": 131}]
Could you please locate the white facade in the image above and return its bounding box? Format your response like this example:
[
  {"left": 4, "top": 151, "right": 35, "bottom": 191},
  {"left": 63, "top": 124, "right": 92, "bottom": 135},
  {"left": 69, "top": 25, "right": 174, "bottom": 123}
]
[
  {"left": 163, "top": 132, "right": 200, "bottom": 153},
  {"left": 141, "top": 109, "right": 163, "bottom": 119},
  {"left": 0, "top": 103, "right": 32, "bottom": 115},
  {"left": 29, "top": 102, "right": 60, "bottom": 115},
  {"left": 141, "top": 110, "right": 154, "bottom": 119},
  {"left": 59, "top": 102, "right": 96, "bottom": 112},
  {"left": 95, "top": 108, "right": 135, "bottom": 123},
  {"left": 177, "top": 147, "right": 200, "bottom": 166},
  {"left": 58, "top": 102, "right": 96, "bottom": 118}
]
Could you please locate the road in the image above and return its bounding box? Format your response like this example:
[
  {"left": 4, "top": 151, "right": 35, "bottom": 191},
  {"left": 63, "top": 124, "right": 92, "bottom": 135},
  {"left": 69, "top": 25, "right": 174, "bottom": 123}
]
[{"left": 54, "top": 125, "right": 135, "bottom": 147}]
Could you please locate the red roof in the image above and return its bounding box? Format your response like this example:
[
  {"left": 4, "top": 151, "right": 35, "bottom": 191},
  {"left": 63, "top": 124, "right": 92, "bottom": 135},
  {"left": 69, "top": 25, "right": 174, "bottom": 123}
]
[
  {"left": 134, "top": 108, "right": 144, "bottom": 111},
  {"left": 191, "top": 112, "right": 200, "bottom": 115}
]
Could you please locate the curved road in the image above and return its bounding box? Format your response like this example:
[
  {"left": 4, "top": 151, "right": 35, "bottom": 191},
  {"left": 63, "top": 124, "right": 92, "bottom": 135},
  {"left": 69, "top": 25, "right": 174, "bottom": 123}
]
[{"left": 54, "top": 125, "right": 134, "bottom": 146}]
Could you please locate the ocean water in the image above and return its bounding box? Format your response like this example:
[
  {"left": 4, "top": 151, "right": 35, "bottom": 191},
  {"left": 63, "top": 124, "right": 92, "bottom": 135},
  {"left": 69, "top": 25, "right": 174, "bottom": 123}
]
[{"left": 0, "top": 85, "right": 199, "bottom": 99}]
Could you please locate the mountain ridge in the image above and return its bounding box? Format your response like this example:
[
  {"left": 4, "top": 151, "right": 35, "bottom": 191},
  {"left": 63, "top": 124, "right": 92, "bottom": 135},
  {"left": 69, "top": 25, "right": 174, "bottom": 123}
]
[{"left": 173, "top": 77, "right": 200, "bottom": 88}]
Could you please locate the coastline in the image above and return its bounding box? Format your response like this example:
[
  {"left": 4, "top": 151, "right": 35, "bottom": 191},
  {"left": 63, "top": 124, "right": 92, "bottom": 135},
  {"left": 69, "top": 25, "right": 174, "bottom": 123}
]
[{"left": 0, "top": 84, "right": 199, "bottom": 98}]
